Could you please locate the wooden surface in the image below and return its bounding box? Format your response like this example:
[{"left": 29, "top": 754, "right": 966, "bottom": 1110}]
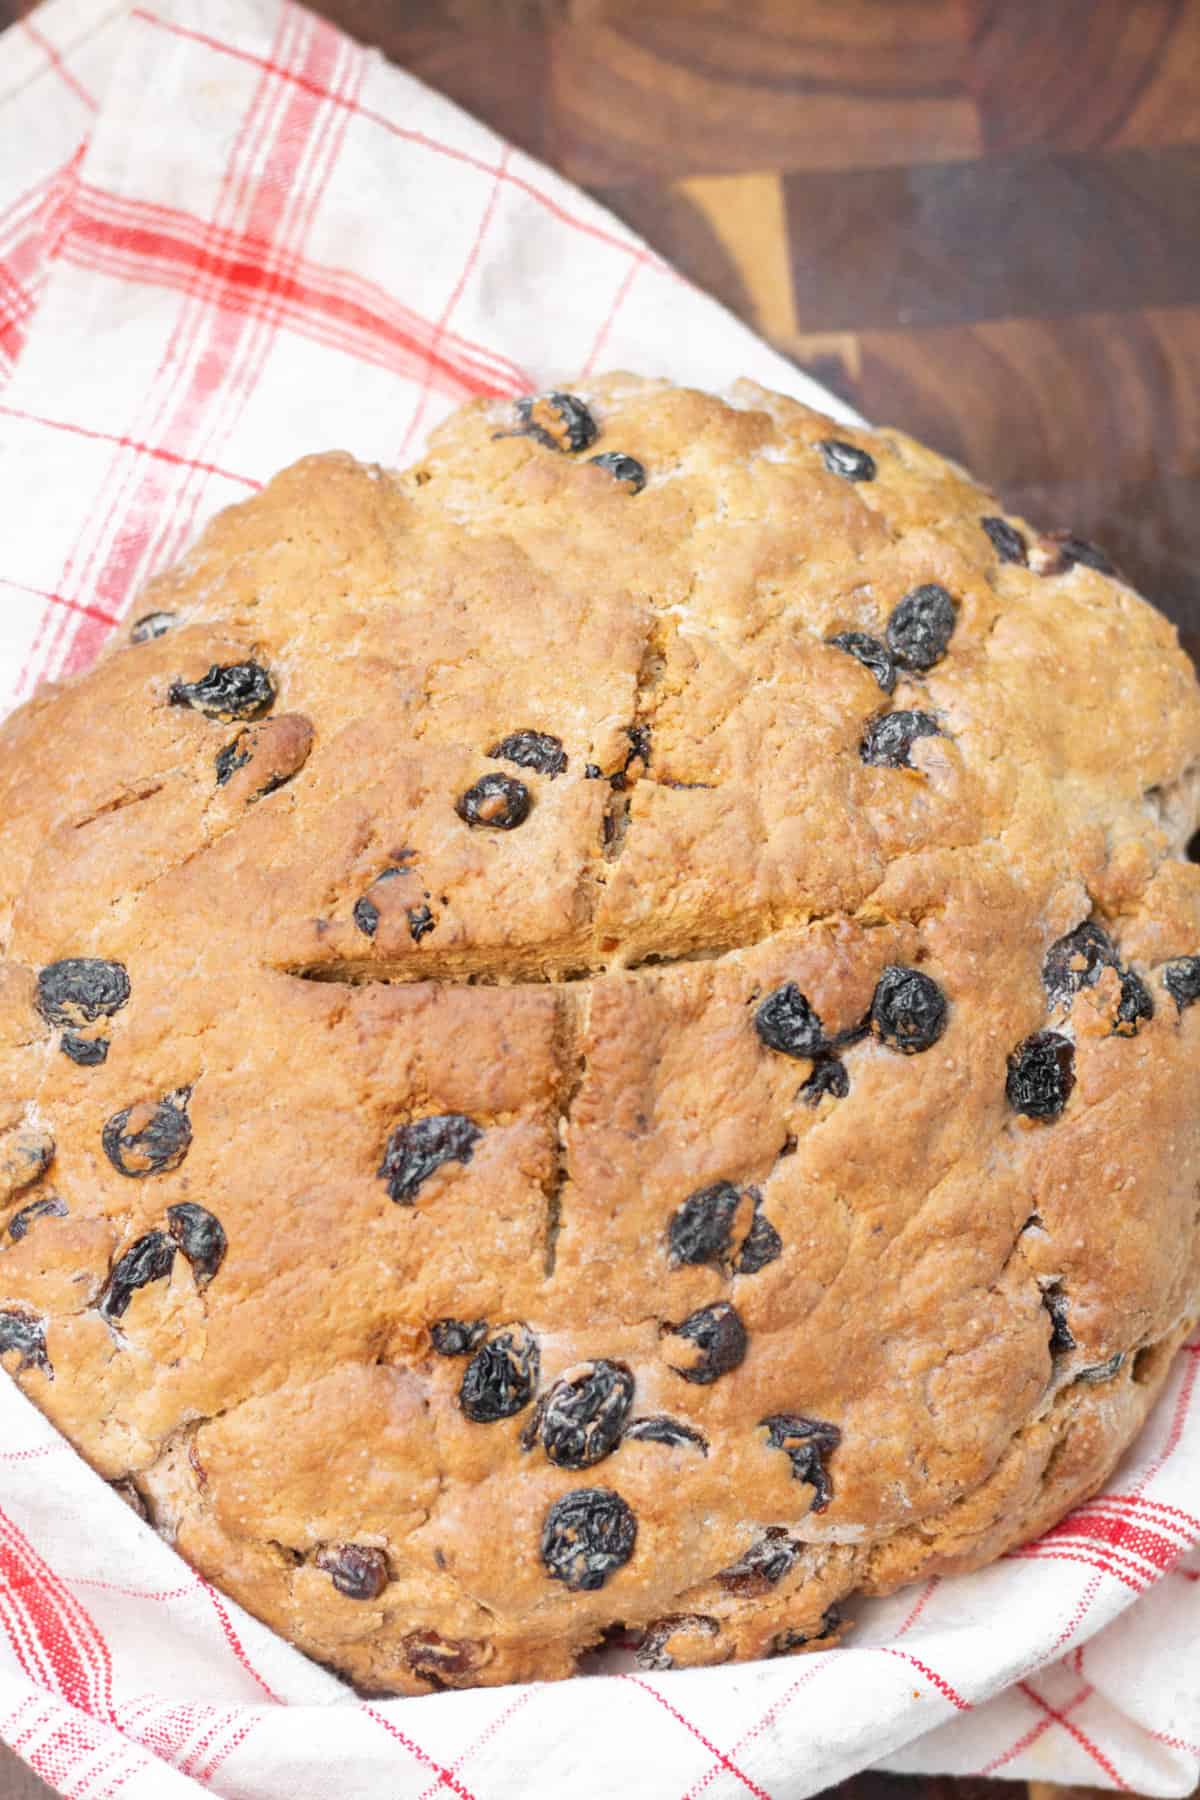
[{"left": 1, "top": 2, "right": 1198, "bottom": 1799}]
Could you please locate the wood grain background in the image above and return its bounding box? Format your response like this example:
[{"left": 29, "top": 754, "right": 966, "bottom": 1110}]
[{"left": 0, "top": 2, "right": 1198, "bottom": 1798}]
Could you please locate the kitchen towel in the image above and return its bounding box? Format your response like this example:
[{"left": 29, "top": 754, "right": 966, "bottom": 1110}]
[{"left": 1, "top": 4, "right": 1199, "bottom": 1797}]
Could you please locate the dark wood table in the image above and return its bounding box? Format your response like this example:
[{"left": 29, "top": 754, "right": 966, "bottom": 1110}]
[{"left": 0, "top": 3, "right": 1196, "bottom": 1798}]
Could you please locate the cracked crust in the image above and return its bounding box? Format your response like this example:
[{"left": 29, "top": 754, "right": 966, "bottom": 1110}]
[{"left": 1, "top": 374, "right": 1199, "bottom": 1690}]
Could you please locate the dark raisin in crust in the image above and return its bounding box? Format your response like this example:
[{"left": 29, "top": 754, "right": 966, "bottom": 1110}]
[
  {"left": 459, "top": 1324, "right": 539, "bottom": 1422},
  {"left": 487, "top": 730, "right": 567, "bottom": 777},
  {"left": 540, "top": 1487, "right": 636, "bottom": 1591},
  {"left": 817, "top": 438, "right": 876, "bottom": 482},
  {"left": 770, "top": 1605, "right": 843, "bottom": 1655},
  {"left": 1115, "top": 969, "right": 1154, "bottom": 1036},
  {"left": 102, "top": 1093, "right": 192, "bottom": 1178},
  {"left": 1042, "top": 531, "right": 1115, "bottom": 576},
  {"left": 215, "top": 736, "right": 252, "bottom": 786},
  {"left": 736, "top": 1202, "right": 782, "bottom": 1274},
  {"left": 589, "top": 451, "right": 646, "bottom": 493},
  {"left": 407, "top": 905, "right": 436, "bottom": 942},
  {"left": 1043, "top": 921, "right": 1117, "bottom": 1007},
  {"left": 129, "top": 609, "right": 177, "bottom": 643},
  {"left": 716, "top": 1528, "right": 799, "bottom": 1596},
  {"left": 634, "top": 1613, "right": 720, "bottom": 1670},
  {"left": 8, "top": 1195, "right": 68, "bottom": 1241},
  {"left": 515, "top": 392, "right": 598, "bottom": 454},
  {"left": 538, "top": 1359, "right": 634, "bottom": 1468},
  {"left": 1043, "top": 1286, "right": 1076, "bottom": 1355},
  {"left": 61, "top": 1032, "right": 108, "bottom": 1065},
  {"left": 754, "top": 983, "right": 825, "bottom": 1059},
  {"left": 36, "top": 958, "right": 130, "bottom": 1028},
  {"left": 0, "top": 1307, "right": 51, "bottom": 1376},
  {"left": 1164, "top": 956, "right": 1200, "bottom": 1011},
  {"left": 1078, "top": 1351, "right": 1126, "bottom": 1384},
  {"left": 759, "top": 1414, "right": 842, "bottom": 1510},
  {"left": 886, "top": 583, "right": 956, "bottom": 672},
  {"left": 622, "top": 1415, "right": 708, "bottom": 1454},
  {"left": 99, "top": 1231, "right": 177, "bottom": 1323},
  {"left": 455, "top": 772, "right": 531, "bottom": 830},
  {"left": 168, "top": 660, "right": 275, "bottom": 720},
  {"left": 378, "top": 1113, "right": 482, "bottom": 1203},
  {"left": 869, "top": 965, "right": 947, "bottom": 1054},
  {"left": 827, "top": 631, "right": 896, "bottom": 694},
  {"left": 167, "top": 1202, "right": 227, "bottom": 1288},
  {"left": 315, "top": 1544, "right": 389, "bottom": 1600},
  {"left": 800, "top": 1058, "right": 849, "bottom": 1105},
  {"left": 860, "top": 709, "right": 941, "bottom": 769},
  {"left": 430, "top": 1319, "right": 487, "bottom": 1356},
  {"left": 1007, "top": 1031, "right": 1076, "bottom": 1119},
  {"left": 980, "top": 516, "right": 1028, "bottom": 565},
  {"left": 403, "top": 1631, "right": 484, "bottom": 1683},
  {"left": 667, "top": 1180, "right": 743, "bottom": 1268},
  {"left": 353, "top": 896, "right": 381, "bottom": 937},
  {"left": 664, "top": 1301, "right": 747, "bottom": 1385}
]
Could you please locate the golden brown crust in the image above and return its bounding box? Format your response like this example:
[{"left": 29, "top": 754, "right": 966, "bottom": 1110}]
[{"left": 0, "top": 375, "right": 1198, "bottom": 1691}]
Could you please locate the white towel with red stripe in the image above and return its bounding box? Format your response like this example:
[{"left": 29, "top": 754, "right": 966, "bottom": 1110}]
[{"left": 1, "top": 4, "right": 1199, "bottom": 1797}]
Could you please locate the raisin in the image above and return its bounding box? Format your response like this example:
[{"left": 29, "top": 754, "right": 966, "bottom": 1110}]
[
  {"left": 1078, "top": 1350, "right": 1125, "bottom": 1384},
  {"left": 353, "top": 896, "right": 381, "bottom": 937},
  {"left": 1043, "top": 1285, "right": 1076, "bottom": 1355},
  {"left": 981, "top": 516, "right": 1028, "bottom": 565},
  {"left": 667, "top": 1181, "right": 743, "bottom": 1268},
  {"left": 214, "top": 736, "right": 251, "bottom": 786},
  {"left": 736, "top": 1201, "right": 782, "bottom": 1274},
  {"left": 860, "top": 709, "right": 940, "bottom": 769},
  {"left": 818, "top": 439, "right": 876, "bottom": 482},
  {"left": 0, "top": 1308, "right": 51, "bottom": 1377},
  {"left": 403, "top": 1631, "right": 484, "bottom": 1684},
  {"left": 407, "top": 905, "right": 436, "bottom": 942},
  {"left": 759, "top": 1415, "right": 842, "bottom": 1511},
  {"left": 430, "top": 1318, "right": 486, "bottom": 1356},
  {"left": 664, "top": 1301, "right": 747, "bottom": 1385},
  {"left": 61, "top": 1032, "right": 108, "bottom": 1065},
  {"left": 378, "top": 1113, "right": 481, "bottom": 1203},
  {"left": 870, "top": 965, "right": 947, "bottom": 1055},
  {"left": 540, "top": 1487, "right": 636, "bottom": 1591},
  {"left": 1042, "top": 921, "right": 1116, "bottom": 1008},
  {"left": 455, "top": 772, "right": 531, "bottom": 830},
  {"left": 610, "top": 724, "right": 651, "bottom": 791},
  {"left": 36, "top": 958, "right": 130, "bottom": 1028},
  {"left": 1164, "top": 957, "right": 1200, "bottom": 1012},
  {"left": 168, "top": 660, "right": 274, "bottom": 720},
  {"left": 0, "top": 1129, "right": 54, "bottom": 1199},
  {"left": 315, "top": 1544, "right": 389, "bottom": 1600},
  {"left": 887, "top": 583, "right": 956, "bottom": 672},
  {"left": 635, "top": 1614, "right": 721, "bottom": 1670},
  {"left": 1006, "top": 1030, "right": 1075, "bottom": 1119},
  {"left": 827, "top": 631, "right": 896, "bottom": 695},
  {"left": 717, "top": 1529, "right": 798, "bottom": 1597},
  {"left": 167, "top": 1202, "right": 227, "bottom": 1288},
  {"left": 1040, "top": 531, "right": 1115, "bottom": 576},
  {"left": 623, "top": 1415, "right": 708, "bottom": 1454},
  {"left": 1114, "top": 969, "right": 1154, "bottom": 1036},
  {"left": 589, "top": 451, "right": 646, "bottom": 494},
  {"left": 130, "top": 610, "right": 177, "bottom": 643},
  {"left": 800, "top": 1058, "right": 849, "bottom": 1106},
  {"left": 102, "top": 1092, "right": 192, "bottom": 1178},
  {"left": 539, "top": 1360, "right": 634, "bottom": 1469},
  {"left": 487, "top": 730, "right": 567, "bottom": 778},
  {"left": 754, "top": 983, "right": 825, "bottom": 1059},
  {"left": 770, "top": 1605, "right": 842, "bottom": 1655},
  {"left": 99, "top": 1231, "right": 177, "bottom": 1322},
  {"left": 8, "top": 1195, "right": 68, "bottom": 1241},
  {"left": 584, "top": 763, "right": 603, "bottom": 779},
  {"left": 460, "top": 1324, "right": 539, "bottom": 1422},
  {"left": 515, "top": 392, "right": 598, "bottom": 453}
]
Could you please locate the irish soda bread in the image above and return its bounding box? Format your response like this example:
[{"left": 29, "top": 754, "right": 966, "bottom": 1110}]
[{"left": 2, "top": 374, "right": 1200, "bottom": 1693}]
